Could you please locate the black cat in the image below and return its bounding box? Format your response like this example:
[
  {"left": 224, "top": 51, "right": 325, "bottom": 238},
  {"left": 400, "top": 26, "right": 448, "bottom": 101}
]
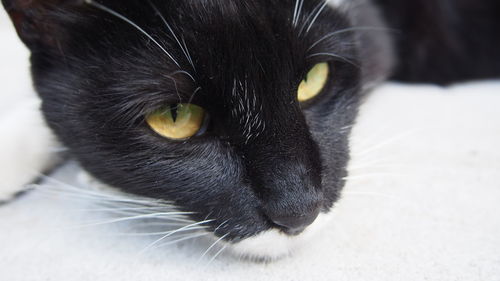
[{"left": 2, "top": 0, "right": 499, "bottom": 258}]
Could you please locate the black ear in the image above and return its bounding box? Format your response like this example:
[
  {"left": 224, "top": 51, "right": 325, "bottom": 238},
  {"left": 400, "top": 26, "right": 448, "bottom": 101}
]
[{"left": 1, "top": 0, "right": 83, "bottom": 49}]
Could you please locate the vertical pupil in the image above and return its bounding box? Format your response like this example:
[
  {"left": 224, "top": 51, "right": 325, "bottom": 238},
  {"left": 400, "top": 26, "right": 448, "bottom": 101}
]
[{"left": 171, "top": 105, "right": 178, "bottom": 122}]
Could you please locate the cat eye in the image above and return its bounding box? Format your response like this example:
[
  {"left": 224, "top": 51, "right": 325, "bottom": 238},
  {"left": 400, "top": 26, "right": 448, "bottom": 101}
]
[
  {"left": 146, "top": 104, "right": 207, "bottom": 140},
  {"left": 297, "top": 62, "right": 330, "bottom": 102}
]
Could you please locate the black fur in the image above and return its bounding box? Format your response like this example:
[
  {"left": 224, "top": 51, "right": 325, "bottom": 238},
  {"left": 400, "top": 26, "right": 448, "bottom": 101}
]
[
  {"left": 2, "top": 0, "right": 498, "bottom": 243},
  {"left": 374, "top": 0, "right": 500, "bottom": 84}
]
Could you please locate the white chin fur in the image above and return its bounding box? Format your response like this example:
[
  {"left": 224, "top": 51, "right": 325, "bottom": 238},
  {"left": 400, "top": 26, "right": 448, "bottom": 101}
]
[{"left": 227, "top": 213, "right": 334, "bottom": 260}]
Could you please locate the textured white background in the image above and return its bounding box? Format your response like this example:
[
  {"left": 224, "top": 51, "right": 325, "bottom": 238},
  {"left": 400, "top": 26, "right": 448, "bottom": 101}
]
[{"left": 1, "top": 7, "right": 500, "bottom": 281}]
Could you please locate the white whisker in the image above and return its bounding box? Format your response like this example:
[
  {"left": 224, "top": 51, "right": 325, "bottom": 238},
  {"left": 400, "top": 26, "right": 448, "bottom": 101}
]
[
  {"left": 36, "top": 186, "right": 167, "bottom": 207},
  {"left": 107, "top": 226, "right": 208, "bottom": 237},
  {"left": 69, "top": 212, "right": 193, "bottom": 229},
  {"left": 36, "top": 174, "right": 170, "bottom": 206},
  {"left": 293, "top": 0, "right": 305, "bottom": 27},
  {"left": 307, "top": 52, "right": 359, "bottom": 68},
  {"left": 155, "top": 232, "right": 210, "bottom": 249},
  {"left": 148, "top": 0, "right": 196, "bottom": 71},
  {"left": 198, "top": 233, "right": 229, "bottom": 263},
  {"left": 164, "top": 74, "right": 183, "bottom": 102},
  {"left": 84, "top": 0, "right": 180, "bottom": 67},
  {"left": 305, "top": 0, "right": 329, "bottom": 34},
  {"left": 170, "top": 70, "right": 196, "bottom": 82},
  {"left": 298, "top": 0, "right": 325, "bottom": 35},
  {"left": 139, "top": 219, "right": 215, "bottom": 254},
  {"left": 206, "top": 244, "right": 228, "bottom": 266},
  {"left": 351, "top": 130, "right": 419, "bottom": 157},
  {"left": 307, "top": 26, "right": 395, "bottom": 52},
  {"left": 296, "top": 0, "right": 305, "bottom": 27},
  {"left": 342, "top": 191, "right": 433, "bottom": 215},
  {"left": 344, "top": 172, "right": 403, "bottom": 181},
  {"left": 76, "top": 206, "right": 172, "bottom": 213},
  {"left": 292, "top": 0, "right": 300, "bottom": 26},
  {"left": 187, "top": 87, "right": 202, "bottom": 105},
  {"left": 181, "top": 36, "right": 195, "bottom": 70},
  {"left": 213, "top": 219, "right": 230, "bottom": 234},
  {"left": 348, "top": 162, "right": 403, "bottom": 171}
]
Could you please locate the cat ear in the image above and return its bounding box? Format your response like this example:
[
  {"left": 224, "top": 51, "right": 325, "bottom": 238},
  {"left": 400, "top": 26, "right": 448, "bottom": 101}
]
[{"left": 1, "top": 0, "right": 84, "bottom": 49}]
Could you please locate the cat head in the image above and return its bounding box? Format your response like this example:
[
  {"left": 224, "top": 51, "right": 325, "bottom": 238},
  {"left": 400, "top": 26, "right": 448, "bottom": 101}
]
[{"left": 3, "top": 0, "right": 393, "bottom": 259}]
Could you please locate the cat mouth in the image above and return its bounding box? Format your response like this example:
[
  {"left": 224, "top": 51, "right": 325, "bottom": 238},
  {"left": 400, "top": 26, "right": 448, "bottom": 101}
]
[{"left": 70, "top": 168, "right": 330, "bottom": 261}]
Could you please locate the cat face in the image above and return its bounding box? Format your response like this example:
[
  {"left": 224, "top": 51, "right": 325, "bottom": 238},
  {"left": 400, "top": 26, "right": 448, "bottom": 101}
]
[{"left": 3, "top": 0, "right": 393, "bottom": 258}]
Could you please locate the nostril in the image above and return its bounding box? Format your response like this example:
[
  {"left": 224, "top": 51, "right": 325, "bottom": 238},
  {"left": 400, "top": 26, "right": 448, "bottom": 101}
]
[{"left": 269, "top": 207, "right": 320, "bottom": 235}]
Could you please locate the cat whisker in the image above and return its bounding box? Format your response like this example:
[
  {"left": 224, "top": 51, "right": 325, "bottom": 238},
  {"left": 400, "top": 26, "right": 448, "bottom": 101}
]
[
  {"left": 84, "top": 0, "right": 180, "bottom": 67},
  {"left": 351, "top": 129, "right": 419, "bottom": 157},
  {"left": 164, "top": 75, "right": 183, "bottom": 103},
  {"left": 37, "top": 173, "right": 172, "bottom": 205},
  {"left": 292, "top": 0, "right": 300, "bottom": 27},
  {"left": 36, "top": 184, "right": 168, "bottom": 207},
  {"left": 341, "top": 125, "right": 354, "bottom": 130},
  {"left": 106, "top": 226, "right": 209, "bottom": 237},
  {"left": 307, "top": 26, "right": 397, "bottom": 52},
  {"left": 197, "top": 233, "right": 229, "bottom": 264},
  {"left": 298, "top": 0, "right": 326, "bottom": 35},
  {"left": 148, "top": 0, "right": 196, "bottom": 71},
  {"left": 307, "top": 52, "right": 359, "bottom": 68},
  {"left": 169, "top": 70, "right": 196, "bottom": 83},
  {"left": 206, "top": 243, "right": 229, "bottom": 266},
  {"left": 292, "top": 0, "right": 305, "bottom": 27},
  {"left": 348, "top": 162, "right": 403, "bottom": 171},
  {"left": 68, "top": 212, "right": 195, "bottom": 229},
  {"left": 133, "top": 221, "right": 189, "bottom": 228},
  {"left": 154, "top": 232, "right": 210, "bottom": 250},
  {"left": 77, "top": 206, "right": 174, "bottom": 213},
  {"left": 48, "top": 146, "right": 68, "bottom": 153},
  {"left": 343, "top": 172, "right": 404, "bottom": 181},
  {"left": 139, "top": 219, "right": 215, "bottom": 255},
  {"left": 80, "top": 208, "right": 186, "bottom": 218},
  {"left": 33, "top": 175, "right": 199, "bottom": 228},
  {"left": 304, "top": 0, "right": 329, "bottom": 34},
  {"left": 342, "top": 191, "right": 433, "bottom": 215},
  {"left": 181, "top": 36, "right": 195, "bottom": 71},
  {"left": 213, "top": 219, "right": 230, "bottom": 234},
  {"left": 187, "top": 87, "right": 202, "bottom": 105}
]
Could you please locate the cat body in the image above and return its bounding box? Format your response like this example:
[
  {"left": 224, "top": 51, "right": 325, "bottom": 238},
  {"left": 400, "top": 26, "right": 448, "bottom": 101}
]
[
  {"left": 1, "top": 0, "right": 498, "bottom": 259},
  {"left": 374, "top": 0, "right": 500, "bottom": 84}
]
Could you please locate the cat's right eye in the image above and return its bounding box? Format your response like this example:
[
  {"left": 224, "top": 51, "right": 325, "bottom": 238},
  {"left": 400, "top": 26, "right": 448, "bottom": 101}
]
[
  {"left": 298, "top": 62, "right": 330, "bottom": 102},
  {"left": 146, "top": 104, "right": 207, "bottom": 140}
]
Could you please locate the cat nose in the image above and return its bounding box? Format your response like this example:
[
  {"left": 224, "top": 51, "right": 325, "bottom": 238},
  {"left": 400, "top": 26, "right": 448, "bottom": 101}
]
[{"left": 268, "top": 206, "right": 321, "bottom": 235}]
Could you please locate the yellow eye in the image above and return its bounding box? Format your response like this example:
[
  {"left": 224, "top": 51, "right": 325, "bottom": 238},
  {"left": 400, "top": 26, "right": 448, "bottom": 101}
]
[
  {"left": 297, "top": 62, "right": 330, "bottom": 102},
  {"left": 146, "top": 104, "right": 206, "bottom": 140}
]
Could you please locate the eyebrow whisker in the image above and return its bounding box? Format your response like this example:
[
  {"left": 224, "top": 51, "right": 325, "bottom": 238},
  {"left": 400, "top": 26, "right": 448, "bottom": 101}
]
[
  {"left": 292, "top": 0, "right": 305, "bottom": 27},
  {"left": 308, "top": 26, "right": 396, "bottom": 52},
  {"left": 84, "top": 0, "right": 180, "bottom": 68},
  {"left": 148, "top": 0, "right": 197, "bottom": 72},
  {"left": 307, "top": 52, "right": 360, "bottom": 68},
  {"left": 304, "top": 0, "right": 329, "bottom": 35}
]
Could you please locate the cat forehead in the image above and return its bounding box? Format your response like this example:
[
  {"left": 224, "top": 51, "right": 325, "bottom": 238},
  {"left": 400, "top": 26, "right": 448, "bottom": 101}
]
[
  {"left": 137, "top": 0, "right": 344, "bottom": 71},
  {"left": 13, "top": 0, "right": 352, "bottom": 107},
  {"left": 76, "top": 1, "right": 345, "bottom": 81}
]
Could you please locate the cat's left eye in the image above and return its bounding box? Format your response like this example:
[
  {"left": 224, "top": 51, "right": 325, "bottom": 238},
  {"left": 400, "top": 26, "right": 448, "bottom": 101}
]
[
  {"left": 298, "top": 62, "right": 330, "bottom": 102},
  {"left": 146, "top": 104, "right": 207, "bottom": 140}
]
